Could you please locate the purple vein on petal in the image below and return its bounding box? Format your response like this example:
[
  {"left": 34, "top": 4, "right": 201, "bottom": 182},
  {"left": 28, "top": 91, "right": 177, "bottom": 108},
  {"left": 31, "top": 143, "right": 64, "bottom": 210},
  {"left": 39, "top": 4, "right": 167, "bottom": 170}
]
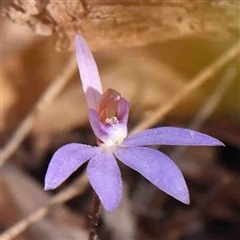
[
  {"left": 123, "top": 127, "right": 224, "bottom": 147},
  {"left": 114, "top": 147, "right": 190, "bottom": 204},
  {"left": 74, "top": 34, "right": 103, "bottom": 110},
  {"left": 44, "top": 143, "right": 100, "bottom": 190},
  {"left": 87, "top": 151, "right": 122, "bottom": 213}
]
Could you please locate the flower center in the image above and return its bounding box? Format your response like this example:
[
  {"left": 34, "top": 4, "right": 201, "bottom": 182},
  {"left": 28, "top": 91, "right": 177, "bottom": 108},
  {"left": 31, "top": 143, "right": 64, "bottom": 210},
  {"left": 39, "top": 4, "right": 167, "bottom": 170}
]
[
  {"left": 96, "top": 88, "right": 127, "bottom": 147},
  {"left": 104, "top": 116, "right": 119, "bottom": 125},
  {"left": 98, "top": 88, "right": 121, "bottom": 124}
]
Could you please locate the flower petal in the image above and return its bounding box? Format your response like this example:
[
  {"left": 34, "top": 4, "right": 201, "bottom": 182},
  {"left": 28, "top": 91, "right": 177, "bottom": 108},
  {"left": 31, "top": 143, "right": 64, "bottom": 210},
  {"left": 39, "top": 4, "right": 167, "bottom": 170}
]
[
  {"left": 114, "top": 147, "right": 189, "bottom": 204},
  {"left": 74, "top": 34, "right": 103, "bottom": 110},
  {"left": 88, "top": 109, "right": 109, "bottom": 142},
  {"left": 45, "top": 143, "right": 100, "bottom": 190},
  {"left": 123, "top": 127, "right": 224, "bottom": 147},
  {"left": 87, "top": 151, "right": 122, "bottom": 212},
  {"left": 117, "top": 98, "right": 130, "bottom": 124}
]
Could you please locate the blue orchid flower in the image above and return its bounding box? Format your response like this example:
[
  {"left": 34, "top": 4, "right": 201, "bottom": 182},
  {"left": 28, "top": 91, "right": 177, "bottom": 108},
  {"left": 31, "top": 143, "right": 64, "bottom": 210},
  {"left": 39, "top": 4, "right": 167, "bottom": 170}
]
[{"left": 44, "top": 35, "right": 224, "bottom": 213}]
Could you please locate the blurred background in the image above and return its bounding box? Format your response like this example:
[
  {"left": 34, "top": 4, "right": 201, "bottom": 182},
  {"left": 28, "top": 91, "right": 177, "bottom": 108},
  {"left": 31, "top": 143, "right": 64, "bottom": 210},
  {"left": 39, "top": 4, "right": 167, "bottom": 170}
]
[{"left": 1, "top": 1, "right": 240, "bottom": 240}]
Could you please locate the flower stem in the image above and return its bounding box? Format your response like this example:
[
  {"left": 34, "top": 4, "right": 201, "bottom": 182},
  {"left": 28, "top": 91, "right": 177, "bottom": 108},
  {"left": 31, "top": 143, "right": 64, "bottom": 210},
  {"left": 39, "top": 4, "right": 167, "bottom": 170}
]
[{"left": 88, "top": 191, "right": 101, "bottom": 240}]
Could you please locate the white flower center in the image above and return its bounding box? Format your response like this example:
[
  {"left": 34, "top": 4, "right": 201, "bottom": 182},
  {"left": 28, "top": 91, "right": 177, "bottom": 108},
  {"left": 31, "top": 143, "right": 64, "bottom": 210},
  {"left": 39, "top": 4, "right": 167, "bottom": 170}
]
[{"left": 102, "top": 116, "right": 127, "bottom": 147}]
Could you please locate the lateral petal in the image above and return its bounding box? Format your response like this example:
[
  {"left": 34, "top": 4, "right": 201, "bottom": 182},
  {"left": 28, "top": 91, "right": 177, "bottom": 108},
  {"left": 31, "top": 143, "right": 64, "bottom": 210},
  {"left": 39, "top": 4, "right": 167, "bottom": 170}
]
[
  {"left": 88, "top": 109, "right": 109, "bottom": 142},
  {"left": 117, "top": 98, "right": 130, "bottom": 124},
  {"left": 87, "top": 151, "right": 122, "bottom": 212},
  {"left": 45, "top": 143, "right": 100, "bottom": 190},
  {"left": 123, "top": 127, "right": 224, "bottom": 147},
  {"left": 114, "top": 147, "right": 189, "bottom": 204}
]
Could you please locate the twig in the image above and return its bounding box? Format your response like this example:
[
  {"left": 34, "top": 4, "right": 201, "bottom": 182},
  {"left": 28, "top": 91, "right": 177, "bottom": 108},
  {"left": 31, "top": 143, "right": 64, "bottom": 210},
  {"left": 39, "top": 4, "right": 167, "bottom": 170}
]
[
  {"left": 170, "top": 65, "right": 237, "bottom": 210},
  {"left": 188, "top": 66, "right": 237, "bottom": 209},
  {"left": 0, "top": 54, "right": 78, "bottom": 167},
  {"left": 130, "top": 42, "right": 240, "bottom": 135},
  {"left": 151, "top": 66, "right": 237, "bottom": 239},
  {"left": 171, "top": 66, "right": 237, "bottom": 160},
  {"left": 0, "top": 172, "right": 89, "bottom": 240},
  {"left": 88, "top": 191, "right": 101, "bottom": 240}
]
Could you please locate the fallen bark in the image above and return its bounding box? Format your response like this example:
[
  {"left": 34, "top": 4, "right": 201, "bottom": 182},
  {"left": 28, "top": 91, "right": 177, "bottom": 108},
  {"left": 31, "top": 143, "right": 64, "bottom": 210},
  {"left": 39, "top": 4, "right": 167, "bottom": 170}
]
[{"left": 3, "top": 0, "right": 239, "bottom": 51}]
